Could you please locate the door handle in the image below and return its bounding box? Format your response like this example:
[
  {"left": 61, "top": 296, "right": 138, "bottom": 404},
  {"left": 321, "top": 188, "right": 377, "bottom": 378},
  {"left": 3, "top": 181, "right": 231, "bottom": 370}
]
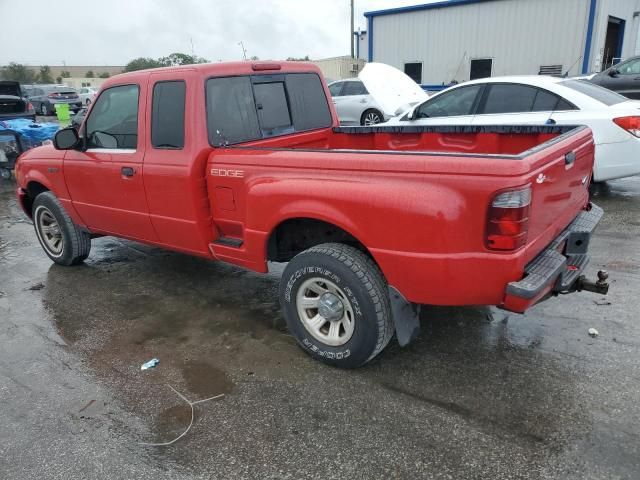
[{"left": 121, "top": 166, "right": 135, "bottom": 177}]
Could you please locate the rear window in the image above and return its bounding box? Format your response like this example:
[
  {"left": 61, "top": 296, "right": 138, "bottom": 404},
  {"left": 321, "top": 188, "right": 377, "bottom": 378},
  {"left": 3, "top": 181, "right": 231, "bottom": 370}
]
[
  {"left": 561, "top": 79, "right": 627, "bottom": 106},
  {"left": 206, "top": 73, "right": 331, "bottom": 146}
]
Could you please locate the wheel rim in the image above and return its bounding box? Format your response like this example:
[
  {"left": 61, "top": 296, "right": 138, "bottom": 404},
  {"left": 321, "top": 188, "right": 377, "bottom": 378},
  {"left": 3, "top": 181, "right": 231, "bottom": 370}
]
[
  {"left": 364, "top": 112, "right": 381, "bottom": 125},
  {"left": 34, "top": 206, "right": 64, "bottom": 257},
  {"left": 296, "top": 277, "right": 355, "bottom": 346},
  {"left": 41, "top": 104, "right": 47, "bottom": 115}
]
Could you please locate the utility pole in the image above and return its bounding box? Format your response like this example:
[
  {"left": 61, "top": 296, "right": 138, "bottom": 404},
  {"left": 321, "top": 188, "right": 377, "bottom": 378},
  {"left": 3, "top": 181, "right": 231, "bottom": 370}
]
[
  {"left": 350, "top": 0, "right": 355, "bottom": 59},
  {"left": 238, "top": 41, "right": 248, "bottom": 60}
]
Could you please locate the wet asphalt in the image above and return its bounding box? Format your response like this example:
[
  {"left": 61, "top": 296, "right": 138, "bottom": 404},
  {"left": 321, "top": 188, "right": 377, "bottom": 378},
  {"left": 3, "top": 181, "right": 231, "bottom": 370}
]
[{"left": 0, "top": 175, "right": 639, "bottom": 480}]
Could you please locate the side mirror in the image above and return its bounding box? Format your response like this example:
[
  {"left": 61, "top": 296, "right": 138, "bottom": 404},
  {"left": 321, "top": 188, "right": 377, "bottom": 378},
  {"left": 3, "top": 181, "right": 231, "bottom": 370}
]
[
  {"left": 53, "top": 127, "right": 80, "bottom": 150},
  {"left": 608, "top": 68, "right": 619, "bottom": 77}
]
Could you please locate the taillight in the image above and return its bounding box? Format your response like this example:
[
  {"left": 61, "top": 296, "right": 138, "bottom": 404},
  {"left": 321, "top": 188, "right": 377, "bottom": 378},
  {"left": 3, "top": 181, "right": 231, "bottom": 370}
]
[
  {"left": 613, "top": 116, "right": 640, "bottom": 137},
  {"left": 486, "top": 186, "right": 531, "bottom": 251}
]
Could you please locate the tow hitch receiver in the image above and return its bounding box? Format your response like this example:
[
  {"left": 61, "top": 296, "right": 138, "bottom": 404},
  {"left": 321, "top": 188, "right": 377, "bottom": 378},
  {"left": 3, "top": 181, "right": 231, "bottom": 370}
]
[{"left": 574, "top": 270, "right": 610, "bottom": 295}]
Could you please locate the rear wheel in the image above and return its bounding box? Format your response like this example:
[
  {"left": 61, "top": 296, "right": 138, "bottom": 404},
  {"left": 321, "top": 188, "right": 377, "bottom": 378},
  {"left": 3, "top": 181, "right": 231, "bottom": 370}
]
[
  {"left": 32, "top": 191, "right": 91, "bottom": 265},
  {"left": 361, "top": 109, "right": 383, "bottom": 126},
  {"left": 0, "top": 169, "right": 11, "bottom": 180},
  {"left": 280, "top": 243, "right": 393, "bottom": 368}
]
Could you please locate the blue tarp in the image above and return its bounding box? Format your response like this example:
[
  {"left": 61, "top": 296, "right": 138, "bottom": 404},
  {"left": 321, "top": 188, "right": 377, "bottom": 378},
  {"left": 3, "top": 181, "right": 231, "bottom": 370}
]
[{"left": 0, "top": 118, "right": 59, "bottom": 148}]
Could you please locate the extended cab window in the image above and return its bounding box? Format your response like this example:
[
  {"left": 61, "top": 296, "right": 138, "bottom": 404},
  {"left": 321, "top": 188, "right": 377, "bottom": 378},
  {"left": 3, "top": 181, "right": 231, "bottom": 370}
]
[
  {"left": 152, "top": 80, "right": 186, "bottom": 149},
  {"left": 86, "top": 84, "right": 139, "bottom": 149},
  {"left": 206, "top": 73, "right": 331, "bottom": 146}
]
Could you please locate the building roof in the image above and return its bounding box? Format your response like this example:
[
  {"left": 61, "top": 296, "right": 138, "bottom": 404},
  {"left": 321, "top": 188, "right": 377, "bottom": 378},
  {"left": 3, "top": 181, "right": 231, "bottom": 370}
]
[{"left": 364, "top": 0, "right": 496, "bottom": 18}]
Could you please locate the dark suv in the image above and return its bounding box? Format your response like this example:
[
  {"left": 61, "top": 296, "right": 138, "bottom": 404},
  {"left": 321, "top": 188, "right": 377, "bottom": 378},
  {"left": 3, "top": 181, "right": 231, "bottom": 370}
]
[
  {"left": 0, "top": 81, "right": 36, "bottom": 121},
  {"left": 589, "top": 55, "right": 640, "bottom": 99},
  {"left": 24, "top": 84, "right": 82, "bottom": 116}
]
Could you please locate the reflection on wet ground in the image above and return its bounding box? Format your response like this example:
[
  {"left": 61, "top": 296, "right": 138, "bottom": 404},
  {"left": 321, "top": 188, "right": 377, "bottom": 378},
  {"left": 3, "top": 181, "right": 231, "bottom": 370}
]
[{"left": 1, "top": 177, "right": 640, "bottom": 479}]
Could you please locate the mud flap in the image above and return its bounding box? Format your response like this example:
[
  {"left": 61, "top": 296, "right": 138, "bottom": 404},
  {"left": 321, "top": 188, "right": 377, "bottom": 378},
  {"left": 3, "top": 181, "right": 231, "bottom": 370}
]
[{"left": 388, "top": 286, "right": 421, "bottom": 347}]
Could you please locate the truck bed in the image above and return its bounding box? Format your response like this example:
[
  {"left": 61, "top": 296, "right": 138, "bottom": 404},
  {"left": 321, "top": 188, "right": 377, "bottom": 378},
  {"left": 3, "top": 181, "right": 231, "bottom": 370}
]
[{"left": 210, "top": 124, "right": 594, "bottom": 308}]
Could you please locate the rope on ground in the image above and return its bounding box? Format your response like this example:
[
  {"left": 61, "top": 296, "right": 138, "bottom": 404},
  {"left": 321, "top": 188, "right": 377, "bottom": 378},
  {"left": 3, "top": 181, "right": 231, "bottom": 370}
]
[{"left": 139, "top": 384, "right": 224, "bottom": 447}]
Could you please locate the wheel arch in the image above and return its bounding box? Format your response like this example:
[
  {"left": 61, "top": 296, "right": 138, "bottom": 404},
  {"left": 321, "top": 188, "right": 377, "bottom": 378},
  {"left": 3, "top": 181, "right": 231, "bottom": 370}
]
[
  {"left": 266, "top": 215, "right": 378, "bottom": 266},
  {"left": 21, "top": 180, "right": 50, "bottom": 217}
]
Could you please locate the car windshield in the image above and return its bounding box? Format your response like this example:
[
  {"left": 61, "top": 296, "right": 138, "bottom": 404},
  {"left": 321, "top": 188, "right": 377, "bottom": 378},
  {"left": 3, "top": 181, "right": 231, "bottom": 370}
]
[{"left": 561, "top": 79, "right": 627, "bottom": 106}]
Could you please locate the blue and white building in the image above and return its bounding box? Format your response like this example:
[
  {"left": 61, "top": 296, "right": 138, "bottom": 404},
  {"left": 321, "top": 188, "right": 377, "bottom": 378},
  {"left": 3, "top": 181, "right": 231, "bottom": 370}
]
[{"left": 360, "top": 0, "right": 640, "bottom": 86}]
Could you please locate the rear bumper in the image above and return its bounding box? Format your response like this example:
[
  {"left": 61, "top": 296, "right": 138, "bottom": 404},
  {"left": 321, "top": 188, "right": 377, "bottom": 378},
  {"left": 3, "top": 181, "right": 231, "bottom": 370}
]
[{"left": 502, "top": 203, "right": 604, "bottom": 313}]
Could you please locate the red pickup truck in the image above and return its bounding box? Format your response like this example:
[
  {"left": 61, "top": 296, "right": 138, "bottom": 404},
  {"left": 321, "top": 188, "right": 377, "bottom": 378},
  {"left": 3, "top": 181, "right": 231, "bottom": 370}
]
[{"left": 15, "top": 61, "right": 609, "bottom": 368}]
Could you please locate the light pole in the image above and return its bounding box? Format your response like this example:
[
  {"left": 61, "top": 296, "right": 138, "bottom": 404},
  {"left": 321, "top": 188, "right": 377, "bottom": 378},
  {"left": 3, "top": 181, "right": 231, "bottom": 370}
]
[
  {"left": 238, "top": 41, "right": 248, "bottom": 61},
  {"left": 350, "top": 0, "right": 355, "bottom": 59}
]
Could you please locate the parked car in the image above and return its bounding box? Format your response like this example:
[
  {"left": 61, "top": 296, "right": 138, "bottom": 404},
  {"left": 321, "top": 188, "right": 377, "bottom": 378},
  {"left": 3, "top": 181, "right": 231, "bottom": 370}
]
[
  {"left": 15, "top": 61, "right": 608, "bottom": 368},
  {"left": 25, "top": 85, "right": 82, "bottom": 116},
  {"left": 71, "top": 107, "right": 87, "bottom": 129},
  {"left": 365, "top": 70, "right": 640, "bottom": 182},
  {"left": 589, "top": 55, "right": 640, "bottom": 99},
  {"left": 0, "top": 81, "right": 36, "bottom": 121},
  {"left": 328, "top": 78, "right": 387, "bottom": 125},
  {"left": 77, "top": 87, "right": 97, "bottom": 105}
]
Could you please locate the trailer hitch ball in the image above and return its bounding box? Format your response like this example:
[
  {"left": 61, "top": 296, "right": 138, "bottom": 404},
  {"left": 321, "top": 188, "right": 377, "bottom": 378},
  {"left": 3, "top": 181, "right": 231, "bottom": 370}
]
[{"left": 577, "top": 270, "right": 610, "bottom": 295}]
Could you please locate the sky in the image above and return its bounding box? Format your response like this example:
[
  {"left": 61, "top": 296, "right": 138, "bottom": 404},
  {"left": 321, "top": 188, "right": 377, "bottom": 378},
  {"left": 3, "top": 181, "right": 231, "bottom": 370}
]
[{"left": 0, "top": 0, "right": 430, "bottom": 66}]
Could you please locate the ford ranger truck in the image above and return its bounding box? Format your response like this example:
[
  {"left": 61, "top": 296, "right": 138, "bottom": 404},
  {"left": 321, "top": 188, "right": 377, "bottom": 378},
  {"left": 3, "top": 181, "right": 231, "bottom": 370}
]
[{"left": 14, "top": 61, "right": 609, "bottom": 368}]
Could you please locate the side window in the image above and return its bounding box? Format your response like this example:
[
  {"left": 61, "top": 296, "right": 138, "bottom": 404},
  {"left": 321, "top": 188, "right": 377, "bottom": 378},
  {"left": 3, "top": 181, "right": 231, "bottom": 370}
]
[
  {"left": 206, "top": 76, "right": 261, "bottom": 146},
  {"left": 416, "top": 85, "right": 482, "bottom": 118},
  {"left": 253, "top": 81, "right": 293, "bottom": 137},
  {"left": 151, "top": 80, "right": 186, "bottom": 149},
  {"left": 329, "top": 82, "right": 343, "bottom": 97},
  {"left": 341, "top": 81, "right": 368, "bottom": 96},
  {"left": 482, "top": 84, "right": 538, "bottom": 114},
  {"left": 86, "top": 84, "right": 139, "bottom": 150},
  {"left": 617, "top": 59, "right": 640, "bottom": 75}
]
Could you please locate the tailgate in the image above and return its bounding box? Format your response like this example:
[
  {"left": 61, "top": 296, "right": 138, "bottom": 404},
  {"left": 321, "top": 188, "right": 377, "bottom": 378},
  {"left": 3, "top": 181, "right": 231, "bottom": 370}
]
[{"left": 524, "top": 126, "right": 594, "bottom": 263}]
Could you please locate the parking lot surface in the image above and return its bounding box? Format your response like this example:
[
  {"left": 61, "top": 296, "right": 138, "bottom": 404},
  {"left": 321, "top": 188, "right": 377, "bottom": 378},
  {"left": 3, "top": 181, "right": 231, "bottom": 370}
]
[{"left": 1, "top": 177, "right": 639, "bottom": 480}]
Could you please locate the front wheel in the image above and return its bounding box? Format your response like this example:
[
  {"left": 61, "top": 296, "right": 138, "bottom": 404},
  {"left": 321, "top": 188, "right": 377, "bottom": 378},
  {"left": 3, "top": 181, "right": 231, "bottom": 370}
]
[
  {"left": 280, "top": 243, "right": 394, "bottom": 368},
  {"left": 32, "top": 191, "right": 91, "bottom": 265}
]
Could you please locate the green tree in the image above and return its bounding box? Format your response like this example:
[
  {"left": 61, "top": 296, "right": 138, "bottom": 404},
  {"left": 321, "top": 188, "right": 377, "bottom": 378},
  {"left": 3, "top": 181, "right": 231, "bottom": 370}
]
[
  {"left": 85, "top": 70, "right": 95, "bottom": 78},
  {"left": 286, "top": 55, "right": 311, "bottom": 61},
  {"left": 60, "top": 70, "right": 71, "bottom": 78},
  {"left": 250, "top": 55, "right": 259, "bottom": 61},
  {"left": 37, "top": 65, "right": 54, "bottom": 83},
  {"left": 56, "top": 76, "right": 62, "bottom": 84},
  {"left": 158, "top": 52, "right": 209, "bottom": 66},
  {"left": 124, "top": 57, "right": 163, "bottom": 72},
  {"left": 0, "top": 62, "right": 36, "bottom": 83},
  {"left": 98, "top": 72, "right": 110, "bottom": 78}
]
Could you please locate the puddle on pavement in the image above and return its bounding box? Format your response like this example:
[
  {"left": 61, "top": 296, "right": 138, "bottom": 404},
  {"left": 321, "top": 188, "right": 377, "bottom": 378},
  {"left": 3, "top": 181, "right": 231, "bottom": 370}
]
[{"left": 181, "top": 360, "right": 234, "bottom": 397}]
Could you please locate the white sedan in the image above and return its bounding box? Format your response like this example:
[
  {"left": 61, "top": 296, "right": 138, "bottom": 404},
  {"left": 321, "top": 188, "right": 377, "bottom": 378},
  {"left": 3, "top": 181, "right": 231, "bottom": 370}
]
[
  {"left": 77, "top": 87, "right": 98, "bottom": 105},
  {"left": 363, "top": 69, "right": 640, "bottom": 182}
]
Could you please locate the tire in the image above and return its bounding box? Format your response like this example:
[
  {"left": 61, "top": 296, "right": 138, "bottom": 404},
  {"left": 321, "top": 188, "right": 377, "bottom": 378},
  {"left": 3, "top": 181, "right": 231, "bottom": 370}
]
[
  {"left": 86, "top": 98, "right": 91, "bottom": 105},
  {"left": 0, "top": 169, "right": 11, "bottom": 180},
  {"left": 361, "top": 109, "right": 383, "bottom": 126},
  {"left": 280, "top": 243, "right": 393, "bottom": 368},
  {"left": 32, "top": 191, "right": 91, "bottom": 266},
  {"left": 40, "top": 103, "right": 49, "bottom": 116}
]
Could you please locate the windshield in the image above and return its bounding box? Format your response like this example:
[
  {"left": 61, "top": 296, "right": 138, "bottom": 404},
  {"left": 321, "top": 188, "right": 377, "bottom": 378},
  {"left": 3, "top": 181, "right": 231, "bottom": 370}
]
[{"left": 561, "top": 79, "right": 627, "bottom": 106}]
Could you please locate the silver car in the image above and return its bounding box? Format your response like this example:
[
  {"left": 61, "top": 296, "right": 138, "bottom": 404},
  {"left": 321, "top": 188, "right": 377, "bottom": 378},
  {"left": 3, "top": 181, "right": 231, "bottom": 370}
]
[{"left": 328, "top": 78, "right": 387, "bottom": 125}]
